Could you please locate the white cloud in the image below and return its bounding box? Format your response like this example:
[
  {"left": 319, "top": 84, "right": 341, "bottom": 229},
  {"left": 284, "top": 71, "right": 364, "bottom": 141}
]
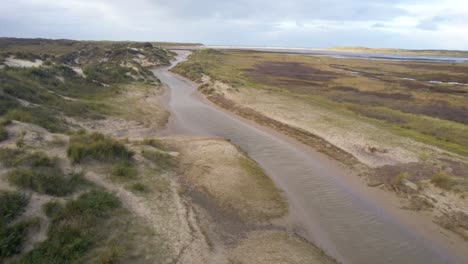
[{"left": 0, "top": 0, "right": 467, "bottom": 49}]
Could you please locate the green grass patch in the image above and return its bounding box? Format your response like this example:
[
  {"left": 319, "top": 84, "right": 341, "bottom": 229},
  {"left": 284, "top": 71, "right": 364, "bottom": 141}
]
[
  {"left": 3, "top": 107, "right": 67, "bottom": 133},
  {"left": 141, "top": 148, "right": 176, "bottom": 170},
  {"left": 0, "top": 218, "right": 39, "bottom": 259},
  {"left": 0, "top": 149, "right": 87, "bottom": 196},
  {"left": 7, "top": 169, "right": 87, "bottom": 197},
  {"left": 67, "top": 131, "right": 133, "bottom": 163},
  {"left": 0, "top": 191, "right": 29, "bottom": 225},
  {"left": 0, "top": 148, "right": 57, "bottom": 168},
  {"left": 128, "top": 182, "right": 148, "bottom": 193},
  {"left": 0, "top": 125, "right": 8, "bottom": 141},
  {"left": 431, "top": 172, "right": 457, "bottom": 190},
  {"left": 84, "top": 65, "right": 132, "bottom": 85},
  {"left": 0, "top": 191, "right": 36, "bottom": 260},
  {"left": 141, "top": 138, "right": 166, "bottom": 150},
  {"left": 393, "top": 172, "right": 409, "bottom": 185},
  {"left": 18, "top": 189, "right": 121, "bottom": 264},
  {"left": 111, "top": 161, "right": 137, "bottom": 179},
  {"left": 419, "top": 152, "right": 430, "bottom": 161},
  {"left": 42, "top": 201, "right": 63, "bottom": 218},
  {"left": 347, "top": 104, "right": 468, "bottom": 155}
]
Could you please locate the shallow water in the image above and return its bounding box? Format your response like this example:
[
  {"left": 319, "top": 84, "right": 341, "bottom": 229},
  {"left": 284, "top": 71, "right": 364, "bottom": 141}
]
[
  {"left": 204, "top": 46, "right": 468, "bottom": 63},
  {"left": 152, "top": 55, "right": 461, "bottom": 264}
]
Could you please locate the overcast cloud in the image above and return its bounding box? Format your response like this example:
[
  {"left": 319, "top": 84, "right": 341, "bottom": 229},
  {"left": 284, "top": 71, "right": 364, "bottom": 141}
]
[{"left": 1, "top": 0, "right": 467, "bottom": 49}]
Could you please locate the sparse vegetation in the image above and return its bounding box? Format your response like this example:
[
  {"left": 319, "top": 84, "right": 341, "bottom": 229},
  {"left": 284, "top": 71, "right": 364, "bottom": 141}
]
[
  {"left": 141, "top": 148, "right": 176, "bottom": 170},
  {"left": 394, "top": 172, "right": 409, "bottom": 185},
  {"left": 419, "top": 152, "right": 430, "bottom": 161},
  {"left": 111, "top": 161, "right": 137, "bottom": 178},
  {"left": 15, "top": 130, "right": 26, "bottom": 148},
  {"left": 67, "top": 131, "right": 133, "bottom": 163},
  {"left": 431, "top": 172, "right": 457, "bottom": 190},
  {"left": 141, "top": 138, "right": 166, "bottom": 150}
]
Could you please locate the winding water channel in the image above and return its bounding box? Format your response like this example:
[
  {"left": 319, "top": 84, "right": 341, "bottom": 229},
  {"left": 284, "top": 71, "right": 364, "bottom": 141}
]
[{"left": 153, "top": 53, "right": 462, "bottom": 264}]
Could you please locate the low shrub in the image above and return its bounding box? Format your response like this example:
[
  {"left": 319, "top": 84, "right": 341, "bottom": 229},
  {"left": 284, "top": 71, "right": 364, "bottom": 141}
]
[
  {"left": 0, "top": 191, "right": 29, "bottom": 225},
  {"left": 111, "top": 161, "right": 137, "bottom": 178},
  {"left": 0, "top": 218, "right": 39, "bottom": 259},
  {"left": 54, "top": 189, "right": 121, "bottom": 222},
  {"left": 171, "top": 61, "right": 205, "bottom": 81},
  {"left": 129, "top": 183, "right": 147, "bottom": 193},
  {"left": 84, "top": 65, "right": 132, "bottom": 85},
  {"left": 42, "top": 201, "right": 63, "bottom": 218},
  {"left": 0, "top": 126, "right": 8, "bottom": 142},
  {"left": 3, "top": 107, "right": 67, "bottom": 133},
  {"left": 393, "top": 172, "right": 409, "bottom": 185},
  {"left": 419, "top": 152, "right": 430, "bottom": 161},
  {"left": 431, "top": 172, "right": 457, "bottom": 190},
  {"left": 67, "top": 132, "right": 133, "bottom": 163},
  {"left": 0, "top": 93, "right": 20, "bottom": 115},
  {"left": 0, "top": 191, "right": 36, "bottom": 260},
  {"left": 18, "top": 190, "right": 121, "bottom": 264},
  {"left": 141, "top": 138, "right": 166, "bottom": 150},
  {"left": 7, "top": 168, "right": 87, "bottom": 197},
  {"left": 15, "top": 131, "right": 25, "bottom": 148},
  {"left": 0, "top": 149, "right": 58, "bottom": 168}
]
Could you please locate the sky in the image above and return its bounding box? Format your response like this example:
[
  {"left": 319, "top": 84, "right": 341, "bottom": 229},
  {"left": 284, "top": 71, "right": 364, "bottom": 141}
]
[{"left": 1, "top": 0, "right": 467, "bottom": 50}]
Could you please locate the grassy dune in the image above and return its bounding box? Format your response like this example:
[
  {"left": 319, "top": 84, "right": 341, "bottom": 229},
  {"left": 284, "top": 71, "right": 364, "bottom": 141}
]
[{"left": 0, "top": 39, "right": 177, "bottom": 262}]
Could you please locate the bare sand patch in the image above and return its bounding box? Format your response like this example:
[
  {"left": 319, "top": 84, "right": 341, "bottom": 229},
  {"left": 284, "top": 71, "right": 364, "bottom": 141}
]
[
  {"left": 4, "top": 57, "right": 43, "bottom": 68},
  {"left": 170, "top": 137, "right": 287, "bottom": 222},
  {"left": 229, "top": 230, "right": 336, "bottom": 264}
]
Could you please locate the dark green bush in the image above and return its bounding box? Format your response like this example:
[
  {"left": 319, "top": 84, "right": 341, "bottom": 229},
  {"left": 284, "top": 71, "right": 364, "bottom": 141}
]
[
  {"left": 7, "top": 168, "right": 87, "bottom": 197},
  {"left": 0, "top": 190, "right": 36, "bottom": 259},
  {"left": 0, "top": 191, "right": 29, "bottom": 225},
  {"left": 67, "top": 132, "right": 133, "bottom": 163},
  {"left": 0, "top": 218, "right": 39, "bottom": 259},
  {"left": 84, "top": 65, "right": 131, "bottom": 84},
  {"left": 0, "top": 93, "right": 19, "bottom": 115},
  {"left": 42, "top": 201, "right": 63, "bottom": 218},
  {"left": 18, "top": 190, "right": 121, "bottom": 264},
  {"left": 0, "top": 126, "right": 8, "bottom": 142},
  {"left": 129, "top": 183, "right": 147, "bottom": 193},
  {"left": 0, "top": 149, "right": 57, "bottom": 168},
  {"left": 55, "top": 189, "right": 121, "bottom": 221}
]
